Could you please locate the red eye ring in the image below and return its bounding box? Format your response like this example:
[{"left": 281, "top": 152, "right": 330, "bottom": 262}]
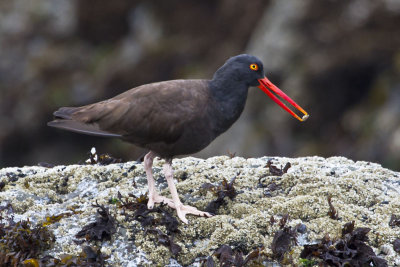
[{"left": 250, "top": 63, "right": 258, "bottom": 71}]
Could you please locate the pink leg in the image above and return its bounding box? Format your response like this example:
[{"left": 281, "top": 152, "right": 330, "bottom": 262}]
[
  {"left": 163, "top": 161, "right": 212, "bottom": 224},
  {"left": 144, "top": 151, "right": 174, "bottom": 209}
]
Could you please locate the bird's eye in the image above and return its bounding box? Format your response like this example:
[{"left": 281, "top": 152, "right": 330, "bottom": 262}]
[{"left": 249, "top": 63, "right": 259, "bottom": 71}]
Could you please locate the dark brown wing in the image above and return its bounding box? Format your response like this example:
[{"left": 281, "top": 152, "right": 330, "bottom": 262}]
[{"left": 48, "top": 79, "right": 211, "bottom": 145}]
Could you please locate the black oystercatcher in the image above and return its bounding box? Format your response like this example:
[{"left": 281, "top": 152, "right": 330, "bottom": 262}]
[{"left": 48, "top": 54, "right": 308, "bottom": 223}]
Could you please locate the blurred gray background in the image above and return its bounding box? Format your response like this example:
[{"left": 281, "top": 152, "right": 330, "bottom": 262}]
[{"left": 1, "top": 0, "right": 399, "bottom": 170}]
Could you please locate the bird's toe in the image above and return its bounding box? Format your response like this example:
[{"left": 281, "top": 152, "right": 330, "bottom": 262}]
[
  {"left": 202, "top": 211, "right": 213, "bottom": 218},
  {"left": 174, "top": 204, "right": 213, "bottom": 224},
  {"left": 177, "top": 211, "right": 189, "bottom": 224},
  {"left": 147, "top": 201, "right": 154, "bottom": 210}
]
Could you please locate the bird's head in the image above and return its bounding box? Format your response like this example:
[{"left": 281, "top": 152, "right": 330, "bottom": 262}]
[
  {"left": 214, "top": 54, "right": 265, "bottom": 86},
  {"left": 214, "top": 54, "right": 309, "bottom": 122}
]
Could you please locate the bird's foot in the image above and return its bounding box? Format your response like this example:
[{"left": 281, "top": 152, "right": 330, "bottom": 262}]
[
  {"left": 147, "top": 193, "right": 174, "bottom": 209},
  {"left": 147, "top": 194, "right": 212, "bottom": 224},
  {"left": 174, "top": 203, "right": 213, "bottom": 224}
]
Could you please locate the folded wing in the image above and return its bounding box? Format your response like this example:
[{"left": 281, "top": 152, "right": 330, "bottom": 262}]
[{"left": 48, "top": 80, "right": 210, "bottom": 146}]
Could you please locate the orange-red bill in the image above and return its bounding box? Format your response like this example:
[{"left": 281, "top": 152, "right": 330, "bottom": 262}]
[{"left": 258, "top": 77, "right": 309, "bottom": 122}]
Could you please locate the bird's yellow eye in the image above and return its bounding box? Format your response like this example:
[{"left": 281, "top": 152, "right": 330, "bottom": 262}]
[{"left": 250, "top": 63, "right": 258, "bottom": 71}]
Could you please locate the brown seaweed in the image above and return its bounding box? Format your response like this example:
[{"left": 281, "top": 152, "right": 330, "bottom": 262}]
[
  {"left": 0, "top": 208, "right": 55, "bottom": 266},
  {"left": 300, "top": 221, "right": 388, "bottom": 266},
  {"left": 204, "top": 177, "right": 237, "bottom": 214},
  {"left": 41, "top": 246, "right": 107, "bottom": 267},
  {"left": 118, "top": 192, "right": 180, "bottom": 234},
  {"left": 389, "top": 214, "right": 400, "bottom": 227},
  {"left": 393, "top": 238, "right": 400, "bottom": 253},
  {"left": 265, "top": 160, "right": 291, "bottom": 176},
  {"left": 75, "top": 203, "right": 116, "bottom": 241},
  {"left": 327, "top": 194, "right": 339, "bottom": 220},
  {"left": 145, "top": 228, "right": 181, "bottom": 256},
  {"left": 83, "top": 147, "right": 122, "bottom": 165},
  {"left": 212, "top": 244, "right": 265, "bottom": 267}
]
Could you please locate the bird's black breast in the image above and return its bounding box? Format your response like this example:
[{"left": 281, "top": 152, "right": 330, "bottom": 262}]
[
  {"left": 117, "top": 79, "right": 216, "bottom": 157},
  {"left": 146, "top": 80, "right": 249, "bottom": 158}
]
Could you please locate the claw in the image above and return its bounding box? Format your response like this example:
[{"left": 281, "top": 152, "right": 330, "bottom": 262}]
[
  {"left": 147, "top": 200, "right": 154, "bottom": 210},
  {"left": 143, "top": 151, "right": 213, "bottom": 224},
  {"left": 175, "top": 204, "right": 213, "bottom": 224},
  {"left": 147, "top": 193, "right": 212, "bottom": 224},
  {"left": 148, "top": 193, "right": 175, "bottom": 209}
]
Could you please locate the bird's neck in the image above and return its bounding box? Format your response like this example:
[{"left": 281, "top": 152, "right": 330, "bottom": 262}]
[{"left": 208, "top": 78, "right": 249, "bottom": 135}]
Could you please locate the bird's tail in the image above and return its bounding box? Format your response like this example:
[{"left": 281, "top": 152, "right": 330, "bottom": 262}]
[
  {"left": 48, "top": 106, "right": 121, "bottom": 138},
  {"left": 52, "top": 107, "right": 78, "bottom": 120}
]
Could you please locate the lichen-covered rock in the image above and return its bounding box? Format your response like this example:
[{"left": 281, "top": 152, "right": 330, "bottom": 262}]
[{"left": 0, "top": 156, "right": 399, "bottom": 266}]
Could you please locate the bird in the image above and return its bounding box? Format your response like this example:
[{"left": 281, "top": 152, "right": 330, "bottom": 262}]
[{"left": 48, "top": 54, "right": 309, "bottom": 224}]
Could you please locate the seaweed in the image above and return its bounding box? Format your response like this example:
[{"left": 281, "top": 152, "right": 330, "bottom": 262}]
[
  {"left": 42, "top": 209, "right": 83, "bottom": 227},
  {"left": 96, "top": 153, "right": 122, "bottom": 165},
  {"left": 145, "top": 228, "right": 181, "bottom": 256},
  {"left": 75, "top": 203, "right": 116, "bottom": 241},
  {"left": 204, "top": 177, "right": 237, "bottom": 214},
  {"left": 271, "top": 228, "right": 297, "bottom": 260},
  {"left": 265, "top": 160, "right": 291, "bottom": 176},
  {"left": 43, "top": 214, "right": 65, "bottom": 227},
  {"left": 177, "top": 171, "right": 188, "bottom": 181},
  {"left": 108, "top": 197, "right": 120, "bottom": 205},
  {"left": 341, "top": 221, "right": 355, "bottom": 236},
  {"left": 215, "top": 245, "right": 234, "bottom": 266},
  {"left": 389, "top": 214, "right": 400, "bottom": 227},
  {"left": 299, "top": 258, "right": 317, "bottom": 267},
  {"left": 202, "top": 256, "right": 215, "bottom": 267},
  {"left": 259, "top": 179, "right": 281, "bottom": 197},
  {"left": 208, "top": 244, "right": 265, "bottom": 267},
  {"left": 279, "top": 214, "right": 289, "bottom": 229},
  {"left": 300, "top": 221, "right": 388, "bottom": 266},
  {"left": 118, "top": 192, "right": 180, "bottom": 234},
  {"left": 41, "top": 246, "right": 107, "bottom": 267},
  {"left": 158, "top": 207, "right": 180, "bottom": 234},
  {"left": 270, "top": 214, "right": 298, "bottom": 262},
  {"left": 0, "top": 202, "right": 108, "bottom": 266},
  {"left": 269, "top": 216, "right": 276, "bottom": 226},
  {"left": 393, "top": 238, "right": 400, "bottom": 253},
  {"left": 227, "top": 150, "right": 236, "bottom": 159},
  {"left": 327, "top": 194, "right": 339, "bottom": 220},
  {"left": 0, "top": 211, "right": 55, "bottom": 266},
  {"left": 84, "top": 147, "right": 122, "bottom": 165},
  {"left": 117, "top": 192, "right": 183, "bottom": 258},
  {"left": 6, "top": 172, "right": 19, "bottom": 183},
  {"left": 266, "top": 182, "right": 279, "bottom": 191},
  {"left": 118, "top": 193, "right": 155, "bottom": 227},
  {"left": 22, "top": 258, "right": 40, "bottom": 266},
  {"left": 0, "top": 181, "right": 5, "bottom": 191}
]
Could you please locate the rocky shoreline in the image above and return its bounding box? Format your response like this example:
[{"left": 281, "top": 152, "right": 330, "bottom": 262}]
[{"left": 1, "top": 156, "right": 399, "bottom": 266}]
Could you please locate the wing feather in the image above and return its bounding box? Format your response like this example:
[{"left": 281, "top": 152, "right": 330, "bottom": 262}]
[{"left": 48, "top": 80, "right": 210, "bottom": 145}]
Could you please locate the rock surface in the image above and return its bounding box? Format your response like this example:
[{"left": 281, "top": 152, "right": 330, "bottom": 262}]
[{"left": 1, "top": 156, "right": 399, "bottom": 266}]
